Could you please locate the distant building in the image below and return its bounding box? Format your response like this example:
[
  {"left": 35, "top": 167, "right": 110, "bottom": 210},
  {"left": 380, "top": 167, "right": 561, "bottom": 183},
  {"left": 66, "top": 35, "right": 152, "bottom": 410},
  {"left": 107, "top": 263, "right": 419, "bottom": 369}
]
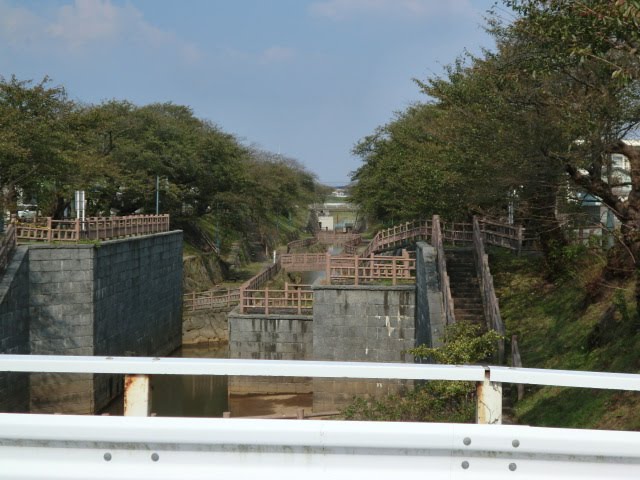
[
  {"left": 574, "top": 139, "right": 639, "bottom": 241},
  {"left": 331, "top": 189, "right": 348, "bottom": 198},
  {"left": 318, "top": 215, "right": 334, "bottom": 231}
]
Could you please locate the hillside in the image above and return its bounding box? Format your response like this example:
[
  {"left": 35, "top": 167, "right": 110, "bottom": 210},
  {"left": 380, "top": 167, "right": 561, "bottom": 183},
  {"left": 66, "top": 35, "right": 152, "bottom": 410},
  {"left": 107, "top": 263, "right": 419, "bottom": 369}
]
[{"left": 491, "top": 248, "right": 640, "bottom": 431}]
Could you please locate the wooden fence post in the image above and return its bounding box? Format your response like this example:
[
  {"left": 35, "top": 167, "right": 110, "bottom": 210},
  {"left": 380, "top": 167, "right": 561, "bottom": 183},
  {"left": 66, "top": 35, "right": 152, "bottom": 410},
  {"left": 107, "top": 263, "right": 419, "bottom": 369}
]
[
  {"left": 46, "top": 217, "right": 52, "bottom": 242},
  {"left": 325, "top": 252, "right": 331, "bottom": 284},
  {"left": 354, "top": 255, "right": 359, "bottom": 286},
  {"left": 392, "top": 257, "right": 397, "bottom": 285},
  {"left": 517, "top": 226, "right": 524, "bottom": 256},
  {"left": 265, "top": 287, "right": 269, "bottom": 315}
]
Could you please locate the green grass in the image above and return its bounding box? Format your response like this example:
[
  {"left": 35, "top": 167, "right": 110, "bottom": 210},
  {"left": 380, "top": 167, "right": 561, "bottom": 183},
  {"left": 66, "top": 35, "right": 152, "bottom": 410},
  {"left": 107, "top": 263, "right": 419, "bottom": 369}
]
[{"left": 491, "top": 248, "right": 640, "bottom": 430}]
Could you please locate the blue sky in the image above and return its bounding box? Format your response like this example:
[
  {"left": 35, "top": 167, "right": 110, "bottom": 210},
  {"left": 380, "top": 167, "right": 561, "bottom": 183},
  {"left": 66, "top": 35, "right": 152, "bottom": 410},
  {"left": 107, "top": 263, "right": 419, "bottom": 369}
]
[{"left": 0, "top": 0, "right": 500, "bottom": 185}]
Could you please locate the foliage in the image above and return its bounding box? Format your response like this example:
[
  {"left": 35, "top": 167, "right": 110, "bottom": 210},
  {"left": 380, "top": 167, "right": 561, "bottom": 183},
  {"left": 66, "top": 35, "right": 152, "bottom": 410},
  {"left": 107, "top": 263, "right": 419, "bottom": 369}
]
[
  {"left": 0, "top": 76, "right": 76, "bottom": 215},
  {"left": 0, "top": 76, "right": 323, "bottom": 254},
  {"left": 342, "top": 322, "right": 501, "bottom": 422},
  {"left": 492, "top": 247, "right": 640, "bottom": 430},
  {"left": 350, "top": 1, "right": 640, "bottom": 285}
]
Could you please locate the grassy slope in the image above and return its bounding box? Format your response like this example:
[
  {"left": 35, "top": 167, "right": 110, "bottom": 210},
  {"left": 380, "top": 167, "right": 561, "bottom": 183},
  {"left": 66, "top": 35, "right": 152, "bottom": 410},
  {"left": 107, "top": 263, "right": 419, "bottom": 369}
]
[{"left": 491, "top": 249, "right": 640, "bottom": 430}]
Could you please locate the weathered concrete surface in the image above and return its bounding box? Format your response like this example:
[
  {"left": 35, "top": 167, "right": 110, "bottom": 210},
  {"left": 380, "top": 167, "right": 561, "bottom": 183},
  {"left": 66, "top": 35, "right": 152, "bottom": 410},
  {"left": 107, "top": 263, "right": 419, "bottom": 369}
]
[
  {"left": 311, "top": 284, "right": 416, "bottom": 411},
  {"left": 183, "top": 310, "right": 229, "bottom": 345},
  {"left": 0, "top": 231, "right": 184, "bottom": 414},
  {"left": 228, "top": 310, "right": 313, "bottom": 394},
  {"left": 92, "top": 232, "right": 183, "bottom": 412},
  {"left": 0, "top": 247, "right": 30, "bottom": 412},
  {"left": 416, "top": 242, "right": 445, "bottom": 348}
]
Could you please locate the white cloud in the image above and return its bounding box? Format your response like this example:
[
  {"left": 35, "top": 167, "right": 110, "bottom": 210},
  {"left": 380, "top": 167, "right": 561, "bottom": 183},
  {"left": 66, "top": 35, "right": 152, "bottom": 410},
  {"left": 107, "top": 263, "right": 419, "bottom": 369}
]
[
  {"left": 0, "top": 0, "right": 202, "bottom": 63},
  {"left": 309, "top": 0, "right": 472, "bottom": 21},
  {"left": 260, "top": 46, "right": 296, "bottom": 65}
]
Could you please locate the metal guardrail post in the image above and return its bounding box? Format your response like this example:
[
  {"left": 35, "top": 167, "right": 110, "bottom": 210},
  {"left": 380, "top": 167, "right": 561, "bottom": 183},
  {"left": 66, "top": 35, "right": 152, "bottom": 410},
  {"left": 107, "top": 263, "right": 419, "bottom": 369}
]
[
  {"left": 124, "top": 374, "right": 151, "bottom": 417},
  {"left": 476, "top": 369, "right": 502, "bottom": 425}
]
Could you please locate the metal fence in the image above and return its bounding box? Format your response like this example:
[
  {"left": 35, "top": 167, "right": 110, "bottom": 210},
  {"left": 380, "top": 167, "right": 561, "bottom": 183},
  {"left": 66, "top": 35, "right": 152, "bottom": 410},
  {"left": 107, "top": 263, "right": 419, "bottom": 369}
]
[{"left": 1, "top": 355, "right": 640, "bottom": 479}]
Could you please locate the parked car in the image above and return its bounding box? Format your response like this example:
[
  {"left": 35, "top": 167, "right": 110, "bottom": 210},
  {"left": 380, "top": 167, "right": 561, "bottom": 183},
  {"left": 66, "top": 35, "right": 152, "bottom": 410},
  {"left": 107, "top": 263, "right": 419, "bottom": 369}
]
[{"left": 17, "top": 205, "right": 39, "bottom": 221}]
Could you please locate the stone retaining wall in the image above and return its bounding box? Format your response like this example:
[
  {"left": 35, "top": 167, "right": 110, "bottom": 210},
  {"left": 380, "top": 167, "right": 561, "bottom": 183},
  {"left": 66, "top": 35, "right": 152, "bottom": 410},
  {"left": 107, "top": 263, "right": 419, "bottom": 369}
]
[
  {"left": 228, "top": 311, "right": 313, "bottom": 394},
  {"left": 0, "top": 232, "right": 183, "bottom": 414},
  {"left": 311, "top": 284, "right": 416, "bottom": 411},
  {"left": 0, "top": 247, "right": 30, "bottom": 412}
]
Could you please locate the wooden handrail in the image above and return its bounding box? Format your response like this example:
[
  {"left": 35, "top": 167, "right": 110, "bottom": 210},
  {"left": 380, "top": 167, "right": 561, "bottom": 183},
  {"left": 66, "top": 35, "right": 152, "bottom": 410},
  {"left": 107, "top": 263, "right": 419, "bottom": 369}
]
[
  {"left": 14, "top": 214, "right": 171, "bottom": 244},
  {"left": 432, "top": 215, "right": 456, "bottom": 325},
  {"left": 240, "top": 286, "right": 314, "bottom": 314},
  {"left": 183, "top": 288, "right": 241, "bottom": 312},
  {"left": 363, "top": 217, "right": 524, "bottom": 256},
  {"left": 473, "top": 216, "right": 505, "bottom": 361},
  {"left": 327, "top": 250, "right": 416, "bottom": 286}
]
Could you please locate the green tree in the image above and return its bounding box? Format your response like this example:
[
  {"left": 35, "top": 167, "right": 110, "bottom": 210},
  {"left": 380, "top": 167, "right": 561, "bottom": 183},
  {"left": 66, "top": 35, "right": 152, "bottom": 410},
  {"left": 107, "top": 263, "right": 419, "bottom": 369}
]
[{"left": 0, "top": 76, "right": 76, "bottom": 216}]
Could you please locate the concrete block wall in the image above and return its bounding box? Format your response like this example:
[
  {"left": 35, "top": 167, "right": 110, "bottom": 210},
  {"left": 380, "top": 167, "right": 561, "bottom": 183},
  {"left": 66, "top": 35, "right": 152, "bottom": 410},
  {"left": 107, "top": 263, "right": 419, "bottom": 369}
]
[
  {"left": 0, "top": 247, "right": 30, "bottom": 412},
  {"left": 311, "top": 285, "right": 416, "bottom": 412},
  {"left": 228, "top": 312, "right": 313, "bottom": 394},
  {"left": 28, "top": 244, "right": 95, "bottom": 413},
  {"left": 0, "top": 231, "right": 183, "bottom": 414},
  {"left": 92, "top": 232, "right": 183, "bottom": 412},
  {"left": 416, "top": 242, "right": 445, "bottom": 348}
]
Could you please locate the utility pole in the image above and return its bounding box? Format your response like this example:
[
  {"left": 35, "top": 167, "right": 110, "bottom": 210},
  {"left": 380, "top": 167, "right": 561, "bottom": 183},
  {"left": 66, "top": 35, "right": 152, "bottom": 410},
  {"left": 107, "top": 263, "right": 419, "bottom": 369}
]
[{"left": 155, "top": 175, "right": 160, "bottom": 215}]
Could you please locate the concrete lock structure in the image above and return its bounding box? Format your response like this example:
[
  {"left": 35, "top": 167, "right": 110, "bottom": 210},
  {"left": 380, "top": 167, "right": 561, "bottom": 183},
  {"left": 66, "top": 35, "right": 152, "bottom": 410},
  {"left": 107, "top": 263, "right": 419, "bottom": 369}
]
[{"left": 0, "top": 231, "right": 183, "bottom": 414}]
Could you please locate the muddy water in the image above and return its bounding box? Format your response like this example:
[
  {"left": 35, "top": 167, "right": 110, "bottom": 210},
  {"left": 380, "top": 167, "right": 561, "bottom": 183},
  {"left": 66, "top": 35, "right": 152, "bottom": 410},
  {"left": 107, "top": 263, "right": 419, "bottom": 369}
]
[
  {"left": 116, "top": 254, "right": 334, "bottom": 418},
  {"left": 151, "top": 344, "right": 229, "bottom": 417},
  {"left": 111, "top": 344, "right": 312, "bottom": 418}
]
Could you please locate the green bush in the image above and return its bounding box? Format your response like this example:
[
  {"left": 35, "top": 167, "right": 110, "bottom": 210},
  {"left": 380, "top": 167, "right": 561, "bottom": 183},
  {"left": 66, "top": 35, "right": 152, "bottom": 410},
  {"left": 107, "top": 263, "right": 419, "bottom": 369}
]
[{"left": 342, "top": 322, "right": 502, "bottom": 422}]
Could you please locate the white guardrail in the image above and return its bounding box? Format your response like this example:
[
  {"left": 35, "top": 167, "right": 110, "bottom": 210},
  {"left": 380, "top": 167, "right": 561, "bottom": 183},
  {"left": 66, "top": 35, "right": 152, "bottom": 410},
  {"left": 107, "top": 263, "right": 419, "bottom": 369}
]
[{"left": 0, "top": 355, "right": 639, "bottom": 479}]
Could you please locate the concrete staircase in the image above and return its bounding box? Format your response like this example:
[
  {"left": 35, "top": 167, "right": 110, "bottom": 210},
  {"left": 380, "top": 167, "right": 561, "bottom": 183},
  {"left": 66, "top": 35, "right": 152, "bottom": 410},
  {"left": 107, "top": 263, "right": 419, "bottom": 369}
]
[{"left": 444, "top": 247, "right": 485, "bottom": 326}]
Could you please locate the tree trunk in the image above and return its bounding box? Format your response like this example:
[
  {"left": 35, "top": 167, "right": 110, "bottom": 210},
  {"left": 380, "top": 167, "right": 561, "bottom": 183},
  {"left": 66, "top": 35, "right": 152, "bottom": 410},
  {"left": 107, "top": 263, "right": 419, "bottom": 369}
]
[{"left": 527, "top": 181, "right": 567, "bottom": 277}]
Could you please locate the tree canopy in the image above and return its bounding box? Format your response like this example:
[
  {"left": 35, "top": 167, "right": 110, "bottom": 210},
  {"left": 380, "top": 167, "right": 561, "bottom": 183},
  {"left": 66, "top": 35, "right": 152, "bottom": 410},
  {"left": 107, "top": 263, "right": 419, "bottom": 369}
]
[
  {"left": 0, "top": 76, "right": 322, "bottom": 252},
  {"left": 350, "top": 1, "right": 640, "bottom": 284}
]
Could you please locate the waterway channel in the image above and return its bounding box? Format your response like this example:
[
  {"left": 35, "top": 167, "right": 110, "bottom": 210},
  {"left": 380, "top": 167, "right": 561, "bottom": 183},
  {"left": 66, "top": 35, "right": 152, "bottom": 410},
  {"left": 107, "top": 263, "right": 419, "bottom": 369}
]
[{"left": 110, "top": 254, "right": 335, "bottom": 418}]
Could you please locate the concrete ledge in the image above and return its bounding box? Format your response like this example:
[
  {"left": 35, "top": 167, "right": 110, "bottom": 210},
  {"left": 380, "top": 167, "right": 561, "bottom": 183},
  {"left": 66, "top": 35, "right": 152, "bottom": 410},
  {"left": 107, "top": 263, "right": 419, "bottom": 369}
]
[
  {"left": 228, "top": 311, "right": 313, "bottom": 321},
  {"left": 99, "top": 230, "right": 183, "bottom": 246},
  {"left": 313, "top": 284, "right": 415, "bottom": 292}
]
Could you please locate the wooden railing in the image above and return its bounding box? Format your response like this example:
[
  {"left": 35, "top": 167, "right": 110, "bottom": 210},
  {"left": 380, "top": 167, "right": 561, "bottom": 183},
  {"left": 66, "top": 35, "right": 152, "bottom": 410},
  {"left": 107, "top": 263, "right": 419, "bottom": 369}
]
[
  {"left": 326, "top": 250, "right": 415, "bottom": 286},
  {"left": 363, "top": 220, "right": 431, "bottom": 257},
  {"left": 342, "top": 235, "right": 362, "bottom": 255},
  {"left": 441, "top": 221, "right": 474, "bottom": 245},
  {"left": 478, "top": 218, "right": 523, "bottom": 253},
  {"left": 184, "top": 288, "right": 240, "bottom": 311},
  {"left": 363, "top": 217, "right": 525, "bottom": 256},
  {"left": 241, "top": 261, "right": 281, "bottom": 292},
  {"left": 473, "top": 216, "right": 505, "bottom": 360},
  {"left": 286, "top": 237, "right": 318, "bottom": 253},
  {"left": 188, "top": 258, "right": 282, "bottom": 314},
  {"left": 316, "top": 231, "right": 361, "bottom": 245},
  {"left": 432, "top": 215, "right": 456, "bottom": 325},
  {"left": 240, "top": 283, "right": 314, "bottom": 314},
  {"left": 0, "top": 224, "right": 17, "bottom": 275},
  {"left": 14, "top": 215, "right": 170, "bottom": 243},
  {"left": 280, "top": 253, "right": 327, "bottom": 272}
]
